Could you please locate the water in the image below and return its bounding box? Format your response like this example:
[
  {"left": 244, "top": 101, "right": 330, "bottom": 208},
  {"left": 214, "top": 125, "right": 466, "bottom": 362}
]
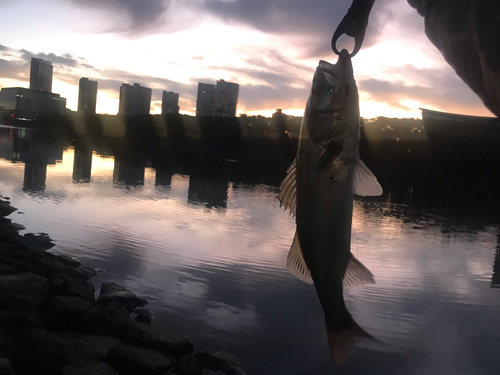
[{"left": 1, "top": 125, "right": 500, "bottom": 374}]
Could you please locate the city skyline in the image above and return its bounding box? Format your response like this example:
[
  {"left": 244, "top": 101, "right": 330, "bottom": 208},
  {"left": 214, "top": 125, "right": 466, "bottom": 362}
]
[{"left": 0, "top": 0, "right": 494, "bottom": 119}]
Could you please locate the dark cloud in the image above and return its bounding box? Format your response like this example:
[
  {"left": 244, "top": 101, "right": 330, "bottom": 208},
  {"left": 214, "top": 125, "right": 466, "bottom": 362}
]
[
  {"left": 359, "top": 64, "right": 490, "bottom": 115},
  {"left": 20, "top": 50, "right": 84, "bottom": 68},
  {"left": 0, "top": 45, "right": 10, "bottom": 51},
  {"left": 68, "top": 0, "right": 170, "bottom": 34},
  {"left": 0, "top": 59, "right": 29, "bottom": 80}
]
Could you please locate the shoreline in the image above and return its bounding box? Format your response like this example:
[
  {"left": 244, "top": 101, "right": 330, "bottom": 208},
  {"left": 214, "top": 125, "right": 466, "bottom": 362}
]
[{"left": 0, "top": 195, "right": 246, "bottom": 375}]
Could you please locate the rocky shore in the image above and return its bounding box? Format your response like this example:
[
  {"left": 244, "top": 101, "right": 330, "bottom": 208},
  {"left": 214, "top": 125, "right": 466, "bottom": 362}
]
[{"left": 0, "top": 196, "right": 246, "bottom": 375}]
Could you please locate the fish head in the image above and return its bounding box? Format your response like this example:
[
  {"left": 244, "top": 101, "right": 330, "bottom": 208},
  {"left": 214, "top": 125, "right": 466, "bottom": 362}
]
[{"left": 307, "top": 49, "right": 359, "bottom": 146}]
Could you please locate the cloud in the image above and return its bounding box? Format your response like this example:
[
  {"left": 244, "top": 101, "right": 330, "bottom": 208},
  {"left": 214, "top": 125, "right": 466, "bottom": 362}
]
[{"left": 68, "top": 0, "right": 171, "bottom": 34}]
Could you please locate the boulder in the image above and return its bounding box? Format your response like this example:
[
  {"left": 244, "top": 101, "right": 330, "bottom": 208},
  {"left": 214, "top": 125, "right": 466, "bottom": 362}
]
[
  {"left": 195, "top": 351, "right": 244, "bottom": 375},
  {"left": 73, "top": 334, "right": 124, "bottom": 359},
  {"left": 11, "top": 328, "right": 98, "bottom": 375},
  {"left": 0, "top": 243, "right": 22, "bottom": 259},
  {"left": 0, "top": 256, "right": 45, "bottom": 276},
  {"left": 0, "top": 329, "right": 13, "bottom": 357},
  {"left": 55, "top": 254, "right": 82, "bottom": 268},
  {"left": 114, "top": 321, "right": 193, "bottom": 359},
  {"left": 0, "top": 309, "right": 45, "bottom": 333},
  {"left": 0, "top": 357, "right": 16, "bottom": 375},
  {"left": 170, "top": 354, "right": 203, "bottom": 375},
  {"left": 60, "top": 266, "right": 97, "bottom": 281},
  {"left": 49, "top": 274, "right": 96, "bottom": 301},
  {"left": 0, "top": 273, "right": 49, "bottom": 311},
  {"left": 46, "top": 296, "right": 101, "bottom": 333},
  {"left": 107, "top": 344, "right": 172, "bottom": 375},
  {"left": 97, "top": 282, "right": 148, "bottom": 309},
  {"left": 62, "top": 362, "right": 119, "bottom": 375},
  {"left": 102, "top": 301, "right": 131, "bottom": 325},
  {"left": 0, "top": 263, "right": 20, "bottom": 276},
  {"left": 0, "top": 200, "right": 16, "bottom": 217}
]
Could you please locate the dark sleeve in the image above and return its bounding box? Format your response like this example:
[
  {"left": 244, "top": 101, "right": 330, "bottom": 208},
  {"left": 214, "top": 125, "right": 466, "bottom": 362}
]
[{"left": 407, "top": 0, "right": 500, "bottom": 118}]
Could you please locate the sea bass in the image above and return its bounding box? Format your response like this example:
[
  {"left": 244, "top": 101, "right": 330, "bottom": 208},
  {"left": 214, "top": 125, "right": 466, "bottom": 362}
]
[{"left": 279, "top": 49, "right": 382, "bottom": 364}]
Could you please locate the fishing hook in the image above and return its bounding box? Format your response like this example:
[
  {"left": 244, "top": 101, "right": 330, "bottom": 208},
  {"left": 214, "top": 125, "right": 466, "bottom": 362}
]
[{"left": 332, "top": 0, "right": 376, "bottom": 57}]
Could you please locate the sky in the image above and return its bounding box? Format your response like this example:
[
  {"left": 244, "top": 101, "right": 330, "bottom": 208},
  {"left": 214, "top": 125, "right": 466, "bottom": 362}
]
[{"left": 0, "top": 0, "right": 494, "bottom": 118}]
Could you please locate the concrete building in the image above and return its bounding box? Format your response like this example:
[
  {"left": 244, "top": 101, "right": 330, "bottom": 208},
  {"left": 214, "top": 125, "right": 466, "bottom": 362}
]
[
  {"left": 78, "top": 78, "right": 98, "bottom": 115},
  {"left": 196, "top": 83, "right": 216, "bottom": 117},
  {"left": 161, "top": 91, "right": 179, "bottom": 114},
  {"left": 214, "top": 79, "right": 239, "bottom": 117},
  {"left": 29, "top": 58, "right": 53, "bottom": 93},
  {"left": 118, "top": 83, "right": 152, "bottom": 115},
  {"left": 0, "top": 87, "right": 66, "bottom": 120}
]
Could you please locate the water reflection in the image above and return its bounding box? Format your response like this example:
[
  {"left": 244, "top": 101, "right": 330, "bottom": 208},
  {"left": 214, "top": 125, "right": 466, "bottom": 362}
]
[
  {"left": 493, "top": 234, "right": 500, "bottom": 289},
  {"left": 0, "top": 124, "right": 499, "bottom": 374}
]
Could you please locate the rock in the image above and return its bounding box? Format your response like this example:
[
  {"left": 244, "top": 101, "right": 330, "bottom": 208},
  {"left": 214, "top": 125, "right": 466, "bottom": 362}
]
[
  {"left": 62, "top": 362, "right": 119, "bottom": 375},
  {"left": 171, "top": 354, "right": 203, "bottom": 375},
  {"left": 0, "top": 273, "right": 49, "bottom": 311},
  {"left": 114, "top": 321, "right": 194, "bottom": 359},
  {"left": 23, "top": 233, "right": 54, "bottom": 250},
  {"left": 0, "top": 263, "right": 20, "bottom": 276},
  {"left": 102, "top": 301, "right": 131, "bottom": 325},
  {"left": 107, "top": 344, "right": 172, "bottom": 375},
  {"left": 55, "top": 254, "right": 82, "bottom": 268},
  {"left": 0, "top": 200, "right": 16, "bottom": 217},
  {"left": 195, "top": 351, "right": 243, "bottom": 374},
  {"left": 73, "top": 334, "right": 124, "bottom": 359},
  {"left": 46, "top": 296, "right": 101, "bottom": 333},
  {"left": 11, "top": 328, "right": 98, "bottom": 375},
  {"left": 49, "top": 274, "right": 96, "bottom": 301},
  {"left": 0, "top": 243, "right": 22, "bottom": 259},
  {"left": 0, "top": 255, "right": 45, "bottom": 276},
  {"left": 60, "top": 266, "right": 97, "bottom": 281},
  {"left": 134, "top": 315, "right": 151, "bottom": 324},
  {"left": 0, "top": 330, "right": 13, "bottom": 356},
  {"left": 97, "top": 282, "right": 148, "bottom": 309},
  {"left": 0, "top": 357, "right": 16, "bottom": 375},
  {"left": 0, "top": 309, "right": 45, "bottom": 333}
]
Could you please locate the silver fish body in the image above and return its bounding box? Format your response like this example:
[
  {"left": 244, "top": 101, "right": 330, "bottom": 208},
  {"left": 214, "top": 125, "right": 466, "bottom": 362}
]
[{"left": 279, "top": 49, "right": 382, "bottom": 363}]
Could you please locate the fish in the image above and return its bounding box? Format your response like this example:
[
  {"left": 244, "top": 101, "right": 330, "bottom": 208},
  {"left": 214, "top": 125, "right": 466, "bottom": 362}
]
[{"left": 279, "top": 49, "right": 383, "bottom": 364}]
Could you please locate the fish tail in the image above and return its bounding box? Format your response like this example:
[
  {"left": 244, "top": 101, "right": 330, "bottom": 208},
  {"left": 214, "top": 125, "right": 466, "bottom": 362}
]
[{"left": 326, "top": 319, "right": 375, "bottom": 365}]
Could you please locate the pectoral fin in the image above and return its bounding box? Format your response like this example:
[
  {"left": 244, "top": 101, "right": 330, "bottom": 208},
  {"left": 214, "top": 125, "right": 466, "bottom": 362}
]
[
  {"left": 352, "top": 155, "right": 383, "bottom": 196},
  {"left": 279, "top": 158, "right": 297, "bottom": 217},
  {"left": 343, "top": 253, "right": 376, "bottom": 290},
  {"left": 287, "top": 231, "right": 313, "bottom": 284},
  {"left": 286, "top": 231, "right": 375, "bottom": 289}
]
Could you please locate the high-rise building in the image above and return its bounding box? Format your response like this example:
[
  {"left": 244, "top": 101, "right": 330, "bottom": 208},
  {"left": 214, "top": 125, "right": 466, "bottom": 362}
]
[
  {"left": 118, "top": 83, "right": 152, "bottom": 115},
  {"left": 196, "top": 83, "right": 216, "bottom": 117},
  {"left": 214, "top": 79, "right": 239, "bottom": 117},
  {"left": 78, "top": 78, "right": 98, "bottom": 115},
  {"left": 0, "top": 87, "right": 66, "bottom": 119},
  {"left": 162, "top": 91, "right": 179, "bottom": 114},
  {"left": 29, "top": 58, "right": 53, "bottom": 93}
]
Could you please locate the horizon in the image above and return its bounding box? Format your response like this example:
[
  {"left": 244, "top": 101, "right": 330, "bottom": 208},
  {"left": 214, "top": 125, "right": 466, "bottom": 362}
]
[{"left": 0, "top": 0, "right": 495, "bottom": 119}]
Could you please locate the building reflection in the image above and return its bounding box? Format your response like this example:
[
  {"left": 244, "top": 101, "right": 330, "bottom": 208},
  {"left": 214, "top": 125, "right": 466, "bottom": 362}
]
[
  {"left": 188, "top": 173, "right": 229, "bottom": 209},
  {"left": 23, "top": 163, "right": 47, "bottom": 192},
  {"left": 113, "top": 158, "right": 145, "bottom": 186},
  {"left": 155, "top": 167, "right": 172, "bottom": 188},
  {"left": 73, "top": 146, "right": 93, "bottom": 183},
  {"left": 8, "top": 129, "right": 64, "bottom": 192}
]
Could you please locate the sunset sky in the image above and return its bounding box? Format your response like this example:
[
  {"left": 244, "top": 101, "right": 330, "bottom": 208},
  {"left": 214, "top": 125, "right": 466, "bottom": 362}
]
[{"left": 0, "top": 0, "right": 494, "bottom": 118}]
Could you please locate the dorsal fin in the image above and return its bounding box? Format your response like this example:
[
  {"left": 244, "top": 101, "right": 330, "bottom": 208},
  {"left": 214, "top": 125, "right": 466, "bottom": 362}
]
[
  {"left": 279, "top": 158, "right": 297, "bottom": 217},
  {"left": 352, "top": 154, "right": 383, "bottom": 196},
  {"left": 286, "top": 231, "right": 313, "bottom": 284},
  {"left": 286, "top": 230, "right": 376, "bottom": 289}
]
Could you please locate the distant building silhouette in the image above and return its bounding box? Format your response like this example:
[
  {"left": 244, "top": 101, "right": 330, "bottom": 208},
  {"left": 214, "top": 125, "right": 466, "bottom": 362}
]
[
  {"left": 214, "top": 79, "right": 239, "bottom": 117},
  {"left": 118, "top": 83, "right": 152, "bottom": 115},
  {"left": 0, "top": 87, "right": 66, "bottom": 119},
  {"left": 30, "top": 58, "right": 53, "bottom": 93},
  {"left": 78, "top": 78, "right": 98, "bottom": 115},
  {"left": 162, "top": 91, "right": 179, "bottom": 115},
  {"left": 196, "top": 83, "right": 216, "bottom": 116}
]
